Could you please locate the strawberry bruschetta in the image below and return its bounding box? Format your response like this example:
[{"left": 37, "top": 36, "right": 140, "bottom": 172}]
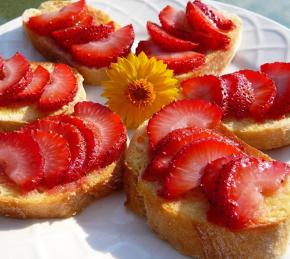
[
  {"left": 136, "top": 1, "right": 242, "bottom": 80},
  {"left": 22, "top": 0, "right": 135, "bottom": 85},
  {"left": 124, "top": 99, "right": 290, "bottom": 259},
  {"left": 0, "top": 52, "right": 86, "bottom": 130},
  {"left": 180, "top": 62, "right": 290, "bottom": 150},
  {"left": 0, "top": 101, "right": 127, "bottom": 218}
]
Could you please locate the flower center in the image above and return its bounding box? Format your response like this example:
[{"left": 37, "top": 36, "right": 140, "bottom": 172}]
[{"left": 126, "top": 79, "right": 156, "bottom": 107}]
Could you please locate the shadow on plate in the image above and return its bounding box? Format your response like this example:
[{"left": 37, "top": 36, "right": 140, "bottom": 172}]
[{"left": 75, "top": 192, "right": 187, "bottom": 259}]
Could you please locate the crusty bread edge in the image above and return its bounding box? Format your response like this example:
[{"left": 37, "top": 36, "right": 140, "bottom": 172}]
[
  {"left": 0, "top": 157, "right": 124, "bottom": 219},
  {"left": 124, "top": 121, "right": 290, "bottom": 258}
]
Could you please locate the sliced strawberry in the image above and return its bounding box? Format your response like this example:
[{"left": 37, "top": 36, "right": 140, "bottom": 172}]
[
  {"left": 201, "top": 155, "right": 243, "bottom": 204},
  {"left": 221, "top": 73, "right": 254, "bottom": 118},
  {"left": 159, "top": 5, "right": 192, "bottom": 40},
  {"left": 147, "top": 21, "right": 198, "bottom": 52},
  {"left": 208, "top": 156, "right": 289, "bottom": 229},
  {"left": 260, "top": 62, "right": 290, "bottom": 119},
  {"left": 0, "top": 53, "right": 33, "bottom": 104},
  {"left": 75, "top": 14, "right": 93, "bottom": 27},
  {"left": 71, "top": 24, "right": 134, "bottom": 68},
  {"left": 193, "top": 0, "right": 235, "bottom": 31},
  {"left": 136, "top": 40, "right": 205, "bottom": 74},
  {"left": 237, "top": 70, "right": 276, "bottom": 120},
  {"left": 74, "top": 102, "right": 127, "bottom": 167},
  {"left": 38, "top": 64, "right": 77, "bottom": 111},
  {"left": 186, "top": 2, "right": 230, "bottom": 51},
  {"left": 14, "top": 65, "right": 50, "bottom": 102},
  {"left": 27, "top": 0, "right": 88, "bottom": 35},
  {"left": 160, "top": 139, "right": 242, "bottom": 199},
  {"left": 0, "top": 132, "right": 44, "bottom": 191},
  {"left": 0, "top": 56, "right": 3, "bottom": 73},
  {"left": 143, "top": 127, "right": 239, "bottom": 183},
  {"left": 180, "top": 75, "right": 224, "bottom": 107},
  {"left": 23, "top": 119, "right": 86, "bottom": 183},
  {"left": 147, "top": 99, "right": 222, "bottom": 150},
  {"left": 48, "top": 115, "right": 100, "bottom": 172},
  {"left": 52, "top": 24, "right": 114, "bottom": 49},
  {"left": 31, "top": 130, "right": 71, "bottom": 188}
]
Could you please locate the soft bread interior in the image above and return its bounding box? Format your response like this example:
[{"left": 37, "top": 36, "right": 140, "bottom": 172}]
[
  {"left": 0, "top": 157, "right": 123, "bottom": 218},
  {"left": 223, "top": 117, "right": 290, "bottom": 150},
  {"left": 0, "top": 62, "right": 86, "bottom": 131}
]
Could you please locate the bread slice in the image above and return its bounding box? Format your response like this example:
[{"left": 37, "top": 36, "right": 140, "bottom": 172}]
[
  {"left": 0, "top": 62, "right": 86, "bottom": 131},
  {"left": 0, "top": 156, "right": 124, "bottom": 219},
  {"left": 222, "top": 117, "right": 290, "bottom": 150},
  {"left": 124, "top": 121, "right": 290, "bottom": 258},
  {"left": 173, "top": 12, "right": 243, "bottom": 82},
  {"left": 22, "top": 1, "right": 114, "bottom": 85}
]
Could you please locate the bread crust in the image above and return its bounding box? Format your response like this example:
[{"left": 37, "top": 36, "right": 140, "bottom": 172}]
[
  {"left": 124, "top": 121, "right": 290, "bottom": 258},
  {"left": 0, "top": 61, "right": 86, "bottom": 131},
  {"left": 0, "top": 158, "right": 124, "bottom": 219},
  {"left": 22, "top": 1, "right": 113, "bottom": 85}
]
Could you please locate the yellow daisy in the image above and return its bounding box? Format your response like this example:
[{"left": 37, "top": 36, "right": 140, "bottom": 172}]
[{"left": 101, "top": 52, "right": 179, "bottom": 128}]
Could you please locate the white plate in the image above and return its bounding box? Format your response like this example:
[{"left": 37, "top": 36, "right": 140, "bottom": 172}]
[{"left": 0, "top": 1, "right": 290, "bottom": 258}]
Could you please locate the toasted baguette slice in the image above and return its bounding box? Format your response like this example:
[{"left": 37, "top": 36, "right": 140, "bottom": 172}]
[
  {"left": 0, "top": 157, "right": 124, "bottom": 219},
  {"left": 172, "top": 12, "right": 243, "bottom": 82},
  {"left": 124, "top": 121, "right": 290, "bottom": 258},
  {"left": 223, "top": 117, "right": 290, "bottom": 150},
  {"left": 0, "top": 62, "right": 86, "bottom": 131},
  {"left": 22, "top": 1, "right": 114, "bottom": 85}
]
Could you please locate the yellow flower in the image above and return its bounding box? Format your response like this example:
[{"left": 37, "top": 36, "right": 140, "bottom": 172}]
[{"left": 101, "top": 52, "right": 179, "bottom": 128}]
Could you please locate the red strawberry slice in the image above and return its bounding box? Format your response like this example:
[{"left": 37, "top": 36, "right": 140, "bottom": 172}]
[
  {"left": 48, "top": 115, "right": 100, "bottom": 172},
  {"left": 27, "top": 0, "right": 88, "bottom": 35},
  {"left": 71, "top": 24, "right": 135, "bottom": 68},
  {"left": 201, "top": 155, "right": 243, "bottom": 204},
  {"left": 147, "top": 99, "right": 222, "bottom": 150},
  {"left": 0, "top": 53, "right": 33, "bottom": 104},
  {"left": 160, "top": 138, "right": 242, "bottom": 199},
  {"left": 221, "top": 73, "right": 254, "bottom": 118},
  {"left": 208, "top": 156, "right": 289, "bottom": 229},
  {"left": 23, "top": 119, "right": 86, "bottom": 183},
  {"left": 0, "top": 56, "right": 3, "bottom": 73},
  {"left": 180, "top": 75, "right": 224, "bottom": 107},
  {"left": 0, "top": 132, "right": 44, "bottom": 191},
  {"left": 136, "top": 40, "right": 205, "bottom": 74},
  {"left": 75, "top": 14, "right": 93, "bottom": 27},
  {"left": 143, "top": 127, "right": 239, "bottom": 183},
  {"left": 159, "top": 5, "right": 192, "bottom": 40},
  {"left": 186, "top": 2, "right": 230, "bottom": 51},
  {"left": 31, "top": 130, "right": 71, "bottom": 188},
  {"left": 260, "top": 62, "right": 290, "bottom": 119},
  {"left": 237, "top": 70, "right": 276, "bottom": 120},
  {"left": 52, "top": 24, "right": 114, "bottom": 49},
  {"left": 147, "top": 21, "right": 198, "bottom": 52},
  {"left": 193, "top": 0, "right": 235, "bottom": 31},
  {"left": 38, "top": 64, "right": 77, "bottom": 111},
  {"left": 14, "top": 65, "right": 50, "bottom": 102},
  {"left": 74, "top": 102, "right": 127, "bottom": 167}
]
